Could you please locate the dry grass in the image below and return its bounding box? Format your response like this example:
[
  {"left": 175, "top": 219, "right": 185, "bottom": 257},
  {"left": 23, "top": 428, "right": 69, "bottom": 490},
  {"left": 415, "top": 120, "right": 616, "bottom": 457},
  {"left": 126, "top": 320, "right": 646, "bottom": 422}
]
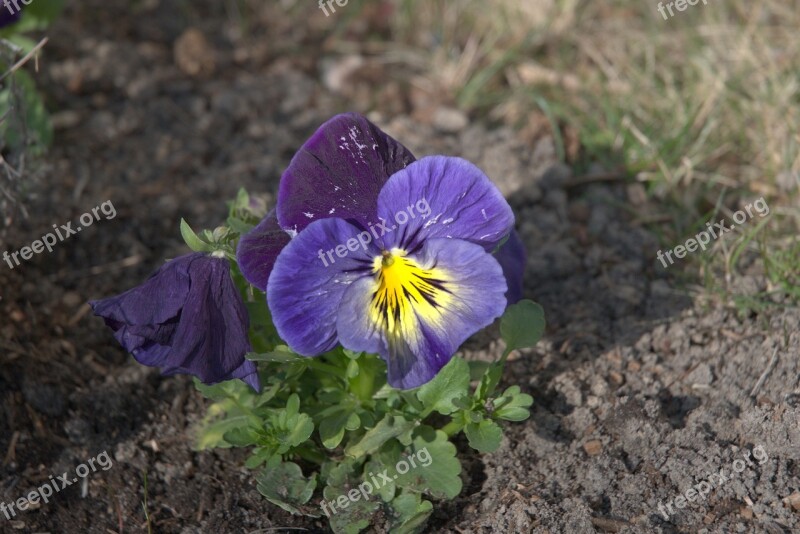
[{"left": 383, "top": 0, "right": 800, "bottom": 303}]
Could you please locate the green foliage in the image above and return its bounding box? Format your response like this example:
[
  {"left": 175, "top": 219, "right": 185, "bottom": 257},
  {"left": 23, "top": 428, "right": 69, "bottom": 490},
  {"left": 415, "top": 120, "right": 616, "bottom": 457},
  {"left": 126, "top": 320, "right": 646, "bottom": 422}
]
[
  {"left": 190, "top": 200, "right": 546, "bottom": 533},
  {"left": 0, "top": 0, "right": 63, "bottom": 157}
]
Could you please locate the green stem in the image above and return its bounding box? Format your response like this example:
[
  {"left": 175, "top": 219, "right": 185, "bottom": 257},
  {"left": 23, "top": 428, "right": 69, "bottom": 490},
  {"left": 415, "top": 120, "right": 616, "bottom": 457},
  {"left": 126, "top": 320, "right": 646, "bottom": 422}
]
[
  {"left": 304, "top": 359, "right": 346, "bottom": 380},
  {"left": 441, "top": 419, "right": 463, "bottom": 437},
  {"left": 294, "top": 445, "right": 327, "bottom": 465}
]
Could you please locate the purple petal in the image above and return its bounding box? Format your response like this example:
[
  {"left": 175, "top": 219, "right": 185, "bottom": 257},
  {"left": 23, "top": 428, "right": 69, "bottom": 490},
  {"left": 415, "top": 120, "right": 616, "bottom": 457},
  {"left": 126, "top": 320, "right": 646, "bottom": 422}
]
[
  {"left": 376, "top": 156, "right": 515, "bottom": 254},
  {"left": 0, "top": 7, "right": 21, "bottom": 29},
  {"left": 336, "top": 238, "right": 507, "bottom": 389},
  {"left": 495, "top": 230, "right": 526, "bottom": 304},
  {"left": 90, "top": 254, "right": 260, "bottom": 392},
  {"left": 277, "top": 113, "right": 416, "bottom": 234},
  {"left": 266, "top": 217, "right": 380, "bottom": 356},
  {"left": 236, "top": 209, "right": 292, "bottom": 291}
]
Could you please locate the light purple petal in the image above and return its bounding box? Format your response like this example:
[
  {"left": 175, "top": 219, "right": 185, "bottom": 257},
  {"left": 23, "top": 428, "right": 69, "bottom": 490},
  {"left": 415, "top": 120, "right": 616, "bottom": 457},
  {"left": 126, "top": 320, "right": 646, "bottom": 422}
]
[
  {"left": 375, "top": 156, "right": 515, "bottom": 254},
  {"left": 266, "top": 217, "right": 380, "bottom": 356},
  {"left": 236, "top": 209, "right": 292, "bottom": 291},
  {"left": 277, "top": 113, "right": 416, "bottom": 234},
  {"left": 495, "top": 230, "right": 526, "bottom": 304},
  {"left": 336, "top": 238, "right": 507, "bottom": 389}
]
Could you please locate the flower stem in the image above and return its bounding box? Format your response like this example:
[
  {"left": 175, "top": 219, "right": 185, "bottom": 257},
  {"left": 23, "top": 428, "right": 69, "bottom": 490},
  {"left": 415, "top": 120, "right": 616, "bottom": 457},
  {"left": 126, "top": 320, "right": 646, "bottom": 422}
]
[
  {"left": 441, "top": 419, "right": 463, "bottom": 437},
  {"left": 304, "top": 359, "right": 346, "bottom": 379}
]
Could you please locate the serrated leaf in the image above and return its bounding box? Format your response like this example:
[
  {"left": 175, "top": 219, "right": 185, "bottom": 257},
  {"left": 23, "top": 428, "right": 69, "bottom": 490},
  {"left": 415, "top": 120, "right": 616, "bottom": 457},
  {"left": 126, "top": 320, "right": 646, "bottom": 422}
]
[
  {"left": 180, "top": 219, "right": 213, "bottom": 252},
  {"left": 345, "top": 414, "right": 415, "bottom": 458},
  {"left": 464, "top": 419, "right": 503, "bottom": 452},
  {"left": 390, "top": 492, "right": 433, "bottom": 534},
  {"left": 255, "top": 462, "right": 316, "bottom": 515},
  {"left": 323, "top": 462, "right": 381, "bottom": 534},
  {"left": 416, "top": 357, "right": 470, "bottom": 415},
  {"left": 500, "top": 299, "right": 545, "bottom": 353},
  {"left": 394, "top": 427, "right": 462, "bottom": 499}
]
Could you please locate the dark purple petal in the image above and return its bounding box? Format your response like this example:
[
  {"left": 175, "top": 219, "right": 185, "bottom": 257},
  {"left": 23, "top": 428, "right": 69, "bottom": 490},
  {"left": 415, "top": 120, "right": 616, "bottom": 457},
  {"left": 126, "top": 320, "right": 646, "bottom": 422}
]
[
  {"left": 495, "top": 230, "right": 526, "bottom": 304},
  {"left": 267, "top": 217, "right": 380, "bottom": 356},
  {"left": 236, "top": 209, "right": 292, "bottom": 291},
  {"left": 336, "top": 238, "right": 507, "bottom": 389},
  {"left": 277, "top": 113, "right": 416, "bottom": 234},
  {"left": 376, "top": 156, "right": 515, "bottom": 254},
  {"left": 0, "top": 6, "right": 21, "bottom": 29},
  {"left": 90, "top": 253, "right": 260, "bottom": 391},
  {"left": 90, "top": 254, "right": 194, "bottom": 353}
]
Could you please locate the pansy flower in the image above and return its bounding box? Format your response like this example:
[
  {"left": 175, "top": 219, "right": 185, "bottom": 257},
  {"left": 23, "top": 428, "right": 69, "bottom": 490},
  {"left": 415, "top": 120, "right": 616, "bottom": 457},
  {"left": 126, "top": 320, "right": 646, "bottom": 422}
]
[
  {"left": 90, "top": 253, "right": 260, "bottom": 391},
  {"left": 238, "top": 113, "right": 526, "bottom": 388}
]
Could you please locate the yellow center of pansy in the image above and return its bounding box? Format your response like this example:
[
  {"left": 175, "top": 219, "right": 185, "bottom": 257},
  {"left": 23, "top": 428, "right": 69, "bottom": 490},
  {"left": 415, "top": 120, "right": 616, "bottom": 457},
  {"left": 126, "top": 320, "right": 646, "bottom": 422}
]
[{"left": 368, "top": 249, "right": 451, "bottom": 338}]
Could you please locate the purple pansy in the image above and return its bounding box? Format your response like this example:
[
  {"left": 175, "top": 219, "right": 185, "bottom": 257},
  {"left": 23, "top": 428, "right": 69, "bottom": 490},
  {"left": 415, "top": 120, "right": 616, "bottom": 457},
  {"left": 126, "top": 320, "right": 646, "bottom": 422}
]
[
  {"left": 238, "top": 113, "right": 526, "bottom": 388},
  {"left": 90, "top": 253, "right": 260, "bottom": 392}
]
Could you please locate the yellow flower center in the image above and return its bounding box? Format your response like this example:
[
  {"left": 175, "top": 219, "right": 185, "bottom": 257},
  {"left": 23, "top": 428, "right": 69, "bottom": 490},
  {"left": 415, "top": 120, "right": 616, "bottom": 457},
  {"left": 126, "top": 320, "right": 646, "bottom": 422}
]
[{"left": 369, "top": 249, "right": 451, "bottom": 338}]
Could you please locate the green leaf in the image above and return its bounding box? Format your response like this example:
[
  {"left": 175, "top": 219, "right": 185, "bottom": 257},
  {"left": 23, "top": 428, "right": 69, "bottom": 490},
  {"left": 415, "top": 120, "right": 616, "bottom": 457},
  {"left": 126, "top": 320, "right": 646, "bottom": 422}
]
[
  {"left": 345, "top": 414, "right": 415, "bottom": 458},
  {"left": 0, "top": 69, "right": 52, "bottom": 154},
  {"left": 464, "top": 419, "right": 503, "bottom": 452},
  {"left": 255, "top": 461, "right": 316, "bottom": 515},
  {"left": 468, "top": 360, "right": 491, "bottom": 381},
  {"left": 389, "top": 492, "right": 433, "bottom": 534},
  {"left": 416, "top": 357, "right": 470, "bottom": 415},
  {"left": 492, "top": 386, "right": 534, "bottom": 422},
  {"left": 245, "top": 347, "right": 303, "bottom": 363},
  {"left": 319, "top": 409, "right": 352, "bottom": 449},
  {"left": 394, "top": 427, "right": 462, "bottom": 500},
  {"left": 244, "top": 448, "right": 275, "bottom": 469},
  {"left": 21, "top": 0, "right": 64, "bottom": 24},
  {"left": 500, "top": 299, "right": 546, "bottom": 353},
  {"left": 222, "top": 426, "right": 261, "bottom": 447},
  {"left": 195, "top": 414, "right": 258, "bottom": 449},
  {"left": 323, "top": 461, "right": 381, "bottom": 534},
  {"left": 477, "top": 300, "right": 545, "bottom": 401},
  {"left": 180, "top": 219, "right": 213, "bottom": 252},
  {"left": 275, "top": 413, "right": 314, "bottom": 450}
]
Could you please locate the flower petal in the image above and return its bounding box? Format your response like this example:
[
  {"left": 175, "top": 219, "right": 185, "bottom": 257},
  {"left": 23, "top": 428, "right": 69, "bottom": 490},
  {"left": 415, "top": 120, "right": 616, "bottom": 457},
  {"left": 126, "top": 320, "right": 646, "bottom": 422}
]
[
  {"left": 164, "top": 256, "right": 256, "bottom": 387},
  {"left": 376, "top": 156, "right": 515, "bottom": 254},
  {"left": 90, "top": 253, "right": 194, "bottom": 352},
  {"left": 277, "top": 113, "right": 416, "bottom": 234},
  {"left": 236, "top": 209, "right": 292, "bottom": 291},
  {"left": 495, "top": 230, "right": 526, "bottom": 304},
  {"left": 91, "top": 254, "right": 260, "bottom": 391},
  {"left": 267, "top": 217, "right": 380, "bottom": 356},
  {"left": 336, "top": 238, "right": 507, "bottom": 389}
]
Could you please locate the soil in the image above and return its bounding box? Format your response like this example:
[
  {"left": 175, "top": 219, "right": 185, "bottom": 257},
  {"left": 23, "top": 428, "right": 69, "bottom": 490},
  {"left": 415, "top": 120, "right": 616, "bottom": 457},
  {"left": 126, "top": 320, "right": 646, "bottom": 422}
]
[{"left": 1, "top": 2, "right": 798, "bottom": 533}]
